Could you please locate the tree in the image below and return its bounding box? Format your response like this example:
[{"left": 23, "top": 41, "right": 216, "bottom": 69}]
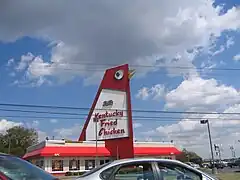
[
  {"left": 0, "top": 126, "right": 38, "bottom": 157},
  {"left": 176, "top": 148, "right": 203, "bottom": 164}
]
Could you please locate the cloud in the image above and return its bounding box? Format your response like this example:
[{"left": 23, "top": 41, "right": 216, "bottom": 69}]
[
  {"left": 0, "top": 119, "right": 23, "bottom": 134},
  {"left": 154, "top": 104, "right": 240, "bottom": 158},
  {"left": 165, "top": 76, "right": 240, "bottom": 111},
  {"left": 209, "top": 36, "right": 234, "bottom": 56},
  {"left": 136, "top": 84, "right": 166, "bottom": 100},
  {"left": 50, "top": 119, "right": 58, "bottom": 123},
  {"left": 139, "top": 76, "right": 240, "bottom": 158},
  {"left": 53, "top": 123, "right": 82, "bottom": 140},
  {"left": 133, "top": 122, "right": 143, "bottom": 129},
  {"left": 37, "top": 130, "right": 48, "bottom": 142},
  {"left": 233, "top": 53, "right": 240, "bottom": 61},
  {"left": 3, "top": 0, "right": 240, "bottom": 85}
]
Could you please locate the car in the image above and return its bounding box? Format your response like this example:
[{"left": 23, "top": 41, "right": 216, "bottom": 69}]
[
  {"left": 76, "top": 158, "right": 218, "bottom": 180},
  {"left": 0, "top": 153, "right": 58, "bottom": 180},
  {"left": 185, "top": 162, "right": 200, "bottom": 169},
  {"left": 228, "top": 159, "right": 240, "bottom": 168}
]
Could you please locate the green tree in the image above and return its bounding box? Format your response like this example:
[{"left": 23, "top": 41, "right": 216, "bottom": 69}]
[
  {"left": 176, "top": 148, "right": 203, "bottom": 164},
  {"left": 0, "top": 126, "right": 38, "bottom": 157}
]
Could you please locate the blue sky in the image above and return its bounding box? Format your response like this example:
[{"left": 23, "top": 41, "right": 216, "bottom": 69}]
[{"left": 1, "top": 0, "right": 240, "bottom": 158}]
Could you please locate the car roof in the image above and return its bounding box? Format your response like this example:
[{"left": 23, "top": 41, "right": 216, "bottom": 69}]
[
  {"left": 107, "top": 158, "right": 181, "bottom": 166},
  {"left": 0, "top": 152, "right": 9, "bottom": 156}
]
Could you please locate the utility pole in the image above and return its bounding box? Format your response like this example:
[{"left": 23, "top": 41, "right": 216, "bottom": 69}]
[
  {"left": 230, "top": 146, "right": 236, "bottom": 159},
  {"left": 94, "top": 117, "right": 98, "bottom": 167},
  {"left": 8, "top": 136, "right": 11, "bottom": 154},
  {"left": 214, "top": 144, "right": 223, "bottom": 162},
  {"left": 200, "top": 119, "right": 217, "bottom": 174}
]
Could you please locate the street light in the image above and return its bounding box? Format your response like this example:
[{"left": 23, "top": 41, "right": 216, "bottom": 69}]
[{"left": 200, "top": 119, "right": 217, "bottom": 174}]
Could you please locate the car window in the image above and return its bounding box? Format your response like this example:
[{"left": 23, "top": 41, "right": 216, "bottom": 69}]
[
  {"left": 113, "top": 162, "right": 155, "bottom": 180},
  {"left": 0, "top": 155, "right": 57, "bottom": 180},
  {"left": 157, "top": 162, "right": 201, "bottom": 180},
  {"left": 100, "top": 166, "right": 115, "bottom": 180},
  {"left": 78, "top": 162, "right": 111, "bottom": 178}
]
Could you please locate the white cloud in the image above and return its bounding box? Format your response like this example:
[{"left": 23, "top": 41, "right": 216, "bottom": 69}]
[
  {"left": 165, "top": 76, "right": 240, "bottom": 111},
  {"left": 3, "top": 0, "right": 240, "bottom": 85},
  {"left": 209, "top": 36, "right": 234, "bottom": 56},
  {"left": 233, "top": 53, "right": 240, "bottom": 61},
  {"left": 7, "top": 58, "right": 14, "bottom": 67},
  {"left": 154, "top": 104, "right": 240, "bottom": 158},
  {"left": 37, "top": 130, "right": 48, "bottom": 142},
  {"left": 0, "top": 119, "right": 23, "bottom": 134},
  {"left": 50, "top": 119, "right": 58, "bottom": 123},
  {"left": 133, "top": 122, "right": 143, "bottom": 129},
  {"left": 139, "top": 76, "right": 240, "bottom": 158},
  {"left": 54, "top": 123, "right": 82, "bottom": 140},
  {"left": 136, "top": 84, "right": 166, "bottom": 100}
]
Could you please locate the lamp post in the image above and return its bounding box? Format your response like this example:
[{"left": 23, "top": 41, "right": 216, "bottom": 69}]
[
  {"left": 94, "top": 117, "right": 98, "bottom": 167},
  {"left": 200, "top": 119, "right": 217, "bottom": 174}
]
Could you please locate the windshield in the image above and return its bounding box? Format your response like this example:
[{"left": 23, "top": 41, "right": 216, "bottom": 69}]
[
  {"left": 78, "top": 162, "right": 112, "bottom": 178},
  {"left": 0, "top": 155, "right": 57, "bottom": 180}
]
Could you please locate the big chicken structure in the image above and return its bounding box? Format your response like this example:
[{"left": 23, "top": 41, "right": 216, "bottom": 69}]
[{"left": 23, "top": 64, "right": 181, "bottom": 175}]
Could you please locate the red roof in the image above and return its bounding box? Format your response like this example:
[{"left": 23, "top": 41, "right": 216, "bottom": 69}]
[{"left": 23, "top": 146, "right": 181, "bottom": 159}]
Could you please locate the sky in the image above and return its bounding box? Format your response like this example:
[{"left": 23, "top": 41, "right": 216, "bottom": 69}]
[{"left": 1, "top": 0, "right": 240, "bottom": 159}]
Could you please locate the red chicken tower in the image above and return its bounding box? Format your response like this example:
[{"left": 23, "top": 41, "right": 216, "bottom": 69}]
[{"left": 79, "top": 64, "right": 135, "bottom": 159}]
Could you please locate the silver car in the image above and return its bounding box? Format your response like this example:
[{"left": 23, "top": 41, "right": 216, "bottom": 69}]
[{"left": 76, "top": 158, "right": 218, "bottom": 180}]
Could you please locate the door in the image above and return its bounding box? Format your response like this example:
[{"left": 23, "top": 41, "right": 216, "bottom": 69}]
[
  {"left": 155, "top": 162, "right": 202, "bottom": 180},
  {"left": 110, "top": 161, "right": 158, "bottom": 180}
]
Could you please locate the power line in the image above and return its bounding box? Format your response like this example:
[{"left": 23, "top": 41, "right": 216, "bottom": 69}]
[
  {"left": 1, "top": 115, "right": 240, "bottom": 122},
  {"left": 0, "top": 102, "right": 240, "bottom": 115},
  {"left": 28, "top": 62, "right": 240, "bottom": 72}
]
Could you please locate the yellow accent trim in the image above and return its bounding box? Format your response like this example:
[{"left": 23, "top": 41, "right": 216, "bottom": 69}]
[{"left": 128, "top": 69, "right": 136, "bottom": 79}]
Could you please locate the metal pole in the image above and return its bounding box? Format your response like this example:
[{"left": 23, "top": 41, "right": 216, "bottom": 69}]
[
  {"left": 8, "top": 137, "right": 11, "bottom": 154},
  {"left": 117, "top": 145, "right": 119, "bottom": 160},
  {"left": 95, "top": 118, "right": 98, "bottom": 167},
  {"left": 207, "top": 120, "right": 217, "bottom": 174}
]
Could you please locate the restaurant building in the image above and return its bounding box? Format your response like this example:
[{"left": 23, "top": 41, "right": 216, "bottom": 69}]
[
  {"left": 22, "top": 64, "right": 182, "bottom": 175},
  {"left": 23, "top": 139, "right": 181, "bottom": 175}
]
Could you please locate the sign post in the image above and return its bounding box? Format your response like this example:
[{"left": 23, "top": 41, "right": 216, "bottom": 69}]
[{"left": 95, "top": 117, "right": 98, "bottom": 167}]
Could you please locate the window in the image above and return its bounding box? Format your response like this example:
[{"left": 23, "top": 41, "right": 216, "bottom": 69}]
[
  {"left": 52, "top": 159, "right": 63, "bottom": 171},
  {"left": 100, "top": 160, "right": 105, "bottom": 165},
  {"left": 69, "top": 159, "right": 80, "bottom": 171},
  {"left": 100, "top": 166, "right": 115, "bottom": 180},
  {"left": 35, "top": 159, "right": 44, "bottom": 169},
  {"left": 79, "top": 162, "right": 111, "bottom": 178},
  {"left": 0, "top": 155, "right": 56, "bottom": 180},
  {"left": 85, "top": 160, "right": 95, "bottom": 170},
  {"left": 157, "top": 163, "right": 201, "bottom": 180},
  {"left": 114, "top": 162, "right": 155, "bottom": 180}
]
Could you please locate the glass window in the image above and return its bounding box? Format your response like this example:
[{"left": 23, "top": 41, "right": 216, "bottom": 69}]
[
  {"left": 69, "top": 159, "right": 80, "bottom": 171},
  {"left": 100, "top": 166, "right": 115, "bottom": 180},
  {"left": 100, "top": 160, "right": 105, "bottom": 165},
  {"left": 0, "top": 155, "right": 57, "bottom": 180},
  {"left": 157, "top": 163, "right": 201, "bottom": 180},
  {"left": 114, "top": 162, "right": 155, "bottom": 180},
  {"left": 79, "top": 162, "right": 111, "bottom": 178},
  {"left": 52, "top": 159, "right": 63, "bottom": 171},
  {"left": 85, "top": 160, "right": 95, "bottom": 170}
]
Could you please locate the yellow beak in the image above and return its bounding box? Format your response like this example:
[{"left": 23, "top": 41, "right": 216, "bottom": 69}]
[{"left": 128, "top": 69, "right": 136, "bottom": 79}]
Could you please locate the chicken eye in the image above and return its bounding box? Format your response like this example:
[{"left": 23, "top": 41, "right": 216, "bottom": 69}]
[{"left": 114, "top": 70, "right": 124, "bottom": 80}]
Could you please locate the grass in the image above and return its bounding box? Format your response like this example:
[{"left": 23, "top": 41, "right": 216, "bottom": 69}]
[{"left": 216, "top": 173, "right": 240, "bottom": 180}]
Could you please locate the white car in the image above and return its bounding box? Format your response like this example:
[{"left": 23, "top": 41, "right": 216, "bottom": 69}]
[
  {"left": 185, "top": 162, "right": 200, "bottom": 169},
  {"left": 76, "top": 158, "right": 218, "bottom": 180}
]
